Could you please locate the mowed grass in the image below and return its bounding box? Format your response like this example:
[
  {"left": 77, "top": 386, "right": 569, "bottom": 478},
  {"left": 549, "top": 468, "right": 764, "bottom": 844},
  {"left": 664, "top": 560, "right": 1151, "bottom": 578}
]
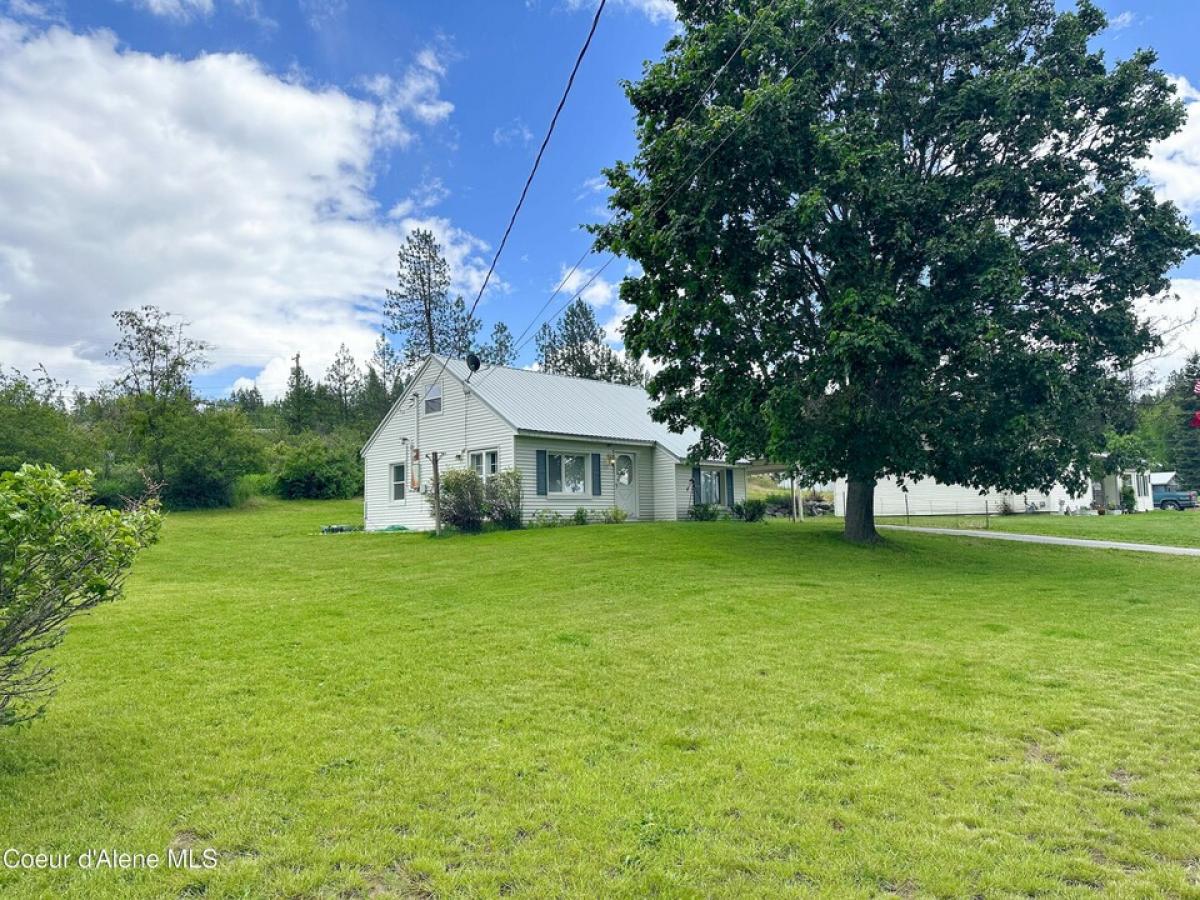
[
  {"left": 2, "top": 501, "right": 1200, "bottom": 897},
  {"left": 878, "top": 508, "right": 1200, "bottom": 548}
]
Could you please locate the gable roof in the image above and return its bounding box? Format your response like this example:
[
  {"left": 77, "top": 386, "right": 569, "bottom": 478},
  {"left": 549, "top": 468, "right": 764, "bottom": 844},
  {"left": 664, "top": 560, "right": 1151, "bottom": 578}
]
[
  {"left": 441, "top": 356, "right": 701, "bottom": 460},
  {"left": 361, "top": 354, "right": 704, "bottom": 460},
  {"left": 1150, "top": 471, "right": 1177, "bottom": 486}
]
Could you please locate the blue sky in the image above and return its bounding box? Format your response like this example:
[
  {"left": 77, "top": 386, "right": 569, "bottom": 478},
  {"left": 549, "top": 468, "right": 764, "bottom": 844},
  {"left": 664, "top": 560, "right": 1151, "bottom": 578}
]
[{"left": 0, "top": 0, "right": 1196, "bottom": 398}]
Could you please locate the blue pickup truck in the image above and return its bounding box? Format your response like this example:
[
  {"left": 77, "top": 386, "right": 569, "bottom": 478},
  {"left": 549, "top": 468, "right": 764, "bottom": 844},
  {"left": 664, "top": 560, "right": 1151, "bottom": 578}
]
[{"left": 1152, "top": 485, "right": 1198, "bottom": 511}]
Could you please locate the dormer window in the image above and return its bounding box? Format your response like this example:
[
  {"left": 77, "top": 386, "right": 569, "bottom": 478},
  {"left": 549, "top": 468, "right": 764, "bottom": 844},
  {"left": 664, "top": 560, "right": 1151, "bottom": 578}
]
[{"left": 424, "top": 383, "right": 442, "bottom": 415}]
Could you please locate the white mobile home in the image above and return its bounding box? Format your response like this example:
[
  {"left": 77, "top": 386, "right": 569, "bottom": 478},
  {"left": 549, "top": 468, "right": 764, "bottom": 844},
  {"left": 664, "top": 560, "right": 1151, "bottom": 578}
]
[
  {"left": 360, "top": 356, "right": 749, "bottom": 531},
  {"left": 832, "top": 468, "right": 1154, "bottom": 518}
]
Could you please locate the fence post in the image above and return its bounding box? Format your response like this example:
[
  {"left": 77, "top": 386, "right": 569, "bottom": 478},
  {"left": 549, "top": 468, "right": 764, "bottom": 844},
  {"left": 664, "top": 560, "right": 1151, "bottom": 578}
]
[
  {"left": 904, "top": 493, "right": 910, "bottom": 526},
  {"left": 985, "top": 499, "right": 990, "bottom": 529}
]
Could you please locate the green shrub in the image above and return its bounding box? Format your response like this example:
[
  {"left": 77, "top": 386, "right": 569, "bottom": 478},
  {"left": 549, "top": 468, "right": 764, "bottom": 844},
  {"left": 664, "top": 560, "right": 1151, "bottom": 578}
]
[
  {"left": 431, "top": 468, "right": 485, "bottom": 532},
  {"left": 733, "top": 498, "right": 767, "bottom": 522},
  {"left": 91, "top": 465, "right": 149, "bottom": 508},
  {"left": 485, "top": 469, "right": 523, "bottom": 529},
  {"left": 159, "top": 408, "right": 266, "bottom": 509},
  {"left": 0, "top": 371, "right": 99, "bottom": 475},
  {"left": 1, "top": 465, "right": 161, "bottom": 725},
  {"left": 573, "top": 507, "right": 590, "bottom": 526},
  {"left": 531, "top": 510, "right": 564, "bottom": 528},
  {"left": 602, "top": 507, "right": 627, "bottom": 524},
  {"left": 689, "top": 502, "right": 720, "bottom": 521},
  {"left": 232, "top": 473, "right": 276, "bottom": 507},
  {"left": 274, "top": 436, "right": 360, "bottom": 500},
  {"left": 1120, "top": 485, "right": 1137, "bottom": 514}
]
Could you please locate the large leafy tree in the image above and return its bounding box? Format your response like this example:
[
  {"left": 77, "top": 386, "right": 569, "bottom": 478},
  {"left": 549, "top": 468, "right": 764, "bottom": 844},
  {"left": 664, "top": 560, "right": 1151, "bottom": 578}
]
[
  {"left": 535, "top": 298, "right": 647, "bottom": 385},
  {"left": 108, "top": 306, "right": 209, "bottom": 483},
  {"left": 596, "top": 0, "right": 1199, "bottom": 541},
  {"left": 0, "top": 367, "right": 97, "bottom": 473}
]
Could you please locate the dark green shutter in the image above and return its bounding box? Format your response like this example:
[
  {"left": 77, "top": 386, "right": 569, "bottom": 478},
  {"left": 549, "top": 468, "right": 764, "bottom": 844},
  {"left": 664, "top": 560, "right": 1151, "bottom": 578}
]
[
  {"left": 591, "top": 454, "right": 602, "bottom": 496},
  {"left": 692, "top": 466, "right": 702, "bottom": 504},
  {"left": 726, "top": 468, "right": 735, "bottom": 507},
  {"left": 536, "top": 450, "right": 547, "bottom": 496}
]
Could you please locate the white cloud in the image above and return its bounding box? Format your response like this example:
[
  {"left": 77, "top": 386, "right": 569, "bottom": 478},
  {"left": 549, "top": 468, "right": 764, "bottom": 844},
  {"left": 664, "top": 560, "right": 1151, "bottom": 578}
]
[
  {"left": 298, "top": 0, "right": 345, "bottom": 29},
  {"left": 361, "top": 46, "right": 455, "bottom": 147},
  {"left": 123, "top": 0, "right": 275, "bottom": 27},
  {"left": 555, "top": 263, "right": 634, "bottom": 344},
  {"left": 0, "top": 19, "right": 487, "bottom": 399},
  {"left": 564, "top": 0, "right": 675, "bottom": 24},
  {"left": 1109, "top": 10, "right": 1136, "bottom": 30},
  {"left": 126, "top": 0, "right": 214, "bottom": 21},
  {"left": 1136, "top": 279, "right": 1200, "bottom": 385},
  {"left": 575, "top": 175, "right": 608, "bottom": 202},
  {"left": 386, "top": 176, "right": 450, "bottom": 219},
  {"left": 492, "top": 117, "right": 534, "bottom": 147},
  {"left": 5, "top": 0, "right": 62, "bottom": 21},
  {"left": 1146, "top": 75, "right": 1200, "bottom": 217}
]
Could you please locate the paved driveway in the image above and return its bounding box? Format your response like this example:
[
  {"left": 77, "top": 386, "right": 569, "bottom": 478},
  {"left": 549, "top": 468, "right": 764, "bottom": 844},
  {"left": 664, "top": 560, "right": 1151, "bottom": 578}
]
[{"left": 879, "top": 525, "right": 1200, "bottom": 557}]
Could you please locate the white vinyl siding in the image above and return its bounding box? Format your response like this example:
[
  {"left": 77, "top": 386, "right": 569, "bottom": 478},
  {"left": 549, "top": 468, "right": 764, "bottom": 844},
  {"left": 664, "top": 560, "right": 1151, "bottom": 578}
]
[
  {"left": 363, "top": 362, "right": 515, "bottom": 531},
  {"left": 652, "top": 447, "right": 680, "bottom": 521},
  {"left": 514, "top": 436, "right": 656, "bottom": 522},
  {"left": 831, "top": 474, "right": 1153, "bottom": 516},
  {"left": 363, "top": 359, "right": 756, "bottom": 530}
]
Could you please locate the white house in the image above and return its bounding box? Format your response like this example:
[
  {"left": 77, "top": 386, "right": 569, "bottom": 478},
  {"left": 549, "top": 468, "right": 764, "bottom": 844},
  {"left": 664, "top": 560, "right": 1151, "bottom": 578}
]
[
  {"left": 360, "top": 355, "right": 750, "bottom": 531},
  {"left": 832, "top": 467, "right": 1155, "bottom": 518}
]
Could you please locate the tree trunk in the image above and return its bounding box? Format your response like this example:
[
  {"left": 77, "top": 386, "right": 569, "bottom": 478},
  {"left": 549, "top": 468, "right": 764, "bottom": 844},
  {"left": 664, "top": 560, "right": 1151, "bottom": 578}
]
[{"left": 843, "top": 478, "right": 880, "bottom": 544}]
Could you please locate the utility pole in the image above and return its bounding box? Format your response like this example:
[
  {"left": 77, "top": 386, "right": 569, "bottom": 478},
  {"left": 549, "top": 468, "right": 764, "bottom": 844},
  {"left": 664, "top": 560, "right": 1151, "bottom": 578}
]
[{"left": 429, "top": 451, "right": 442, "bottom": 536}]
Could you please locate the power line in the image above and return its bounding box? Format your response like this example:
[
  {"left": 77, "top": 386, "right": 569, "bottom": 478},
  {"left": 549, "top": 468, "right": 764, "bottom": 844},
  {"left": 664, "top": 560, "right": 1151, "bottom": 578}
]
[
  {"left": 480, "top": 4, "right": 853, "bottom": 385},
  {"left": 466, "top": 0, "right": 607, "bottom": 324},
  {"left": 418, "top": 0, "right": 607, "bottom": 395},
  {"left": 475, "top": 3, "right": 779, "bottom": 386}
]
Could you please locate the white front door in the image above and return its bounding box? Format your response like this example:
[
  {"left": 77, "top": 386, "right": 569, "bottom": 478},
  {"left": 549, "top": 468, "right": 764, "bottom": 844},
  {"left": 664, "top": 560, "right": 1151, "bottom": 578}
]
[{"left": 615, "top": 453, "right": 637, "bottom": 518}]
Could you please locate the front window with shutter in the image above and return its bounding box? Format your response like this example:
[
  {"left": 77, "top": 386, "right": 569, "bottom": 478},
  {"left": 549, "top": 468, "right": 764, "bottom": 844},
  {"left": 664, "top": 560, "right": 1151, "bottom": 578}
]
[
  {"left": 548, "top": 453, "right": 586, "bottom": 494},
  {"left": 700, "top": 470, "right": 722, "bottom": 504}
]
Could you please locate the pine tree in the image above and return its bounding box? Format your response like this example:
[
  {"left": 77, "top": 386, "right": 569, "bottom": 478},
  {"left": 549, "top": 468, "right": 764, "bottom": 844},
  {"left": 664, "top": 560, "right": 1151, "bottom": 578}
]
[
  {"left": 280, "top": 354, "right": 317, "bottom": 434},
  {"left": 359, "top": 366, "right": 394, "bottom": 428},
  {"left": 369, "top": 332, "right": 404, "bottom": 398},
  {"left": 231, "top": 384, "right": 263, "bottom": 415},
  {"left": 535, "top": 299, "right": 645, "bottom": 385},
  {"left": 444, "top": 296, "right": 482, "bottom": 358},
  {"left": 384, "top": 229, "right": 456, "bottom": 368},
  {"left": 1165, "top": 353, "right": 1200, "bottom": 490},
  {"left": 480, "top": 322, "right": 516, "bottom": 367},
  {"left": 325, "top": 343, "right": 362, "bottom": 424}
]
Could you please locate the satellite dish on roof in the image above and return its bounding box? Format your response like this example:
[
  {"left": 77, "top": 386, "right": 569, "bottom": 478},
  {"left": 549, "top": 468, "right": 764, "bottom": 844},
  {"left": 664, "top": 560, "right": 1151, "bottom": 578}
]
[{"left": 466, "top": 352, "right": 481, "bottom": 373}]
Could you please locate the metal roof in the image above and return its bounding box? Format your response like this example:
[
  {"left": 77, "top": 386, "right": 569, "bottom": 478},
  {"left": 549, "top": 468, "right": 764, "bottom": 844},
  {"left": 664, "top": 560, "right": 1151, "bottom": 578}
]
[
  {"left": 1150, "top": 471, "right": 1177, "bottom": 485},
  {"left": 437, "top": 356, "right": 701, "bottom": 460}
]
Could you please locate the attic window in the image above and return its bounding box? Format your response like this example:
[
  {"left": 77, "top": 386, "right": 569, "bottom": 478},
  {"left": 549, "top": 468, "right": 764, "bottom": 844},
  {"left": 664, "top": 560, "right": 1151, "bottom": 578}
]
[{"left": 424, "top": 383, "right": 442, "bottom": 415}]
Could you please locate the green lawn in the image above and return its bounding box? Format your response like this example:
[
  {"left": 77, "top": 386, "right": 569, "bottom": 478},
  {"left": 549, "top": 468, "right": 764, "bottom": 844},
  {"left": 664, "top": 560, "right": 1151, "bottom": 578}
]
[
  {"left": 878, "top": 508, "right": 1200, "bottom": 548},
  {"left": 3, "top": 500, "right": 1200, "bottom": 897}
]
